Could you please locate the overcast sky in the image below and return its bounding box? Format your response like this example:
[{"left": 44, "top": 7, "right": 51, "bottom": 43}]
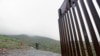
[{"left": 0, "top": 0, "right": 64, "bottom": 40}]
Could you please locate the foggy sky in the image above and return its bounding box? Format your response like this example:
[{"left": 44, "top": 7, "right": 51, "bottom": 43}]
[{"left": 0, "top": 0, "right": 64, "bottom": 40}]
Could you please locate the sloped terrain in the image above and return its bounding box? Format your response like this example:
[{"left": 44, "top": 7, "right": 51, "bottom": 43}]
[
  {"left": 8, "top": 35, "right": 61, "bottom": 53},
  {"left": 0, "top": 34, "right": 61, "bottom": 53},
  {"left": 0, "top": 35, "right": 29, "bottom": 49}
]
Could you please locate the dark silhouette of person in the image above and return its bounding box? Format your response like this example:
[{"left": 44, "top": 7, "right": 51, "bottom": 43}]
[{"left": 35, "top": 43, "right": 39, "bottom": 50}]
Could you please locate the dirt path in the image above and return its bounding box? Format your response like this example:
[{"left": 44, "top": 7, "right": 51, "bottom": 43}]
[{"left": 0, "top": 48, "right": 61, "bottom": 56}]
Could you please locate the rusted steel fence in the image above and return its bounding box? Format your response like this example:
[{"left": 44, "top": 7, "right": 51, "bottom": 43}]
[{"left": 58, "top": 0, "right": 100, "bottom": 56}]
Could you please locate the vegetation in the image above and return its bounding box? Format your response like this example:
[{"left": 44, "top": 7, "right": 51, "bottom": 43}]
[
  {"left": 0, "top": 34, "right": 61, "bottom": 53},
  {"left": 0, "top": 35, "right": 29, "bottom": 49}
]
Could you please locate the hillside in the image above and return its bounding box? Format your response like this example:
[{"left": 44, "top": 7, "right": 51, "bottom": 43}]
[
  {"left": 0, "top": 35, "right": 29, "bottom": 49},
  {"left": 4, "top": 35, "right": 61, "bottom": 53}
]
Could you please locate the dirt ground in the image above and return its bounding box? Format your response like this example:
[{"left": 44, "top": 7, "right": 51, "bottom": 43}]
[{"left": 0, "top": 48, "right": 61, "bottom": 56}]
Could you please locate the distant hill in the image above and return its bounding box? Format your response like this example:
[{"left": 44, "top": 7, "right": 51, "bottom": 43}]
[{"left": 6, "top": 34, "right": 61, "bottom": 53}]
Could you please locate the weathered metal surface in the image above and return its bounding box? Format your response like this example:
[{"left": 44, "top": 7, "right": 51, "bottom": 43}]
[{"left": 58, "top": 0, "right": 100, "bottom": 56}]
